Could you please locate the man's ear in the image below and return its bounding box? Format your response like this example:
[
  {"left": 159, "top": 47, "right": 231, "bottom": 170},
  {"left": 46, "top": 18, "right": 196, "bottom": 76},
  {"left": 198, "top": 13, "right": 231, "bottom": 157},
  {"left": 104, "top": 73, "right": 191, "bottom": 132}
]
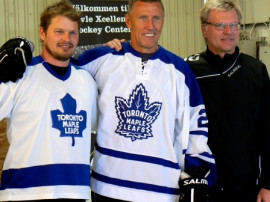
[
  {"left": 39, "top": 27, "right": 46, "bottom": 41},
  {"left": 202, "top": 24, "right": 207, "bottom": 38},
  {"left": 125, "top": 14, "right": 131, "bottom": 29}
]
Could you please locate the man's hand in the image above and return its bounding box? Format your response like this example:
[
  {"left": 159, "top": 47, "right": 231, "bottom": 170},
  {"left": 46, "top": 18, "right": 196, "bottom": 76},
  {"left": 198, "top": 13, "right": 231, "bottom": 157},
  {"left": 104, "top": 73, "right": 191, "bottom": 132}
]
[
  {"left": 103, "top": 38, "right": 126, "bottom": 52},
  {"left": 257, "top": 188, "right": 270, "bottom": 202},
  {"left": 0, "top": 37, "right": 34, "bottom": 83}
]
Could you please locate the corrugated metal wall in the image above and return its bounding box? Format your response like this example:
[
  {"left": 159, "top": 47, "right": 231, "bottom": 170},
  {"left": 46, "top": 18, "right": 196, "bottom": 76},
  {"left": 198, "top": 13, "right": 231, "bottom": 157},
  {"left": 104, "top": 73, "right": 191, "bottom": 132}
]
[
  {"left": 0, "top": 0, "right": 204, "bottom": 58},
  {"left": 161, "top": 0, "right": 205, "bottom": 57},
  {"left": 0, "top": 0, "right": 58, "bottom": 56}
]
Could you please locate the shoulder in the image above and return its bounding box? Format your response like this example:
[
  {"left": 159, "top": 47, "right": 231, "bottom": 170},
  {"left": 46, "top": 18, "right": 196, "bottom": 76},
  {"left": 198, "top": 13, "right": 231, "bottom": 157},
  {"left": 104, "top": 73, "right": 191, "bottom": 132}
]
[
  {"left": 159, "top": 47, "right": 186, "bottom": 63},
  {"left": 156, "top": 47, "right": 191, "bottom": 74},
  {"left": 239, "top": 53, "right": 269, "bottom": 85},
  {"left": 184, "top": 52, "right": 208, "bottom": 68},
  {"left": 70, "top": 63, "right": 97, "bottom": 86},
  {"left": 239, "top": 53, "right": 264, "bottom": 67},
  {"left": 184, "top": 52, "right": 213, "bottom": 77},
  {"left": 77, "top": 44, "right": 126, "bottom": 66},
  {"left": 77, "top": 46, "right": 112, "bottom": 65},
  {"left": 23, "top": 56, "right": 44, "bottom": 75},
  {"left": 28, "top": 55, "right": 44, "bottom": 66},
  {"left": 239, "top": 53, "right": 268, "bottom": 75}
]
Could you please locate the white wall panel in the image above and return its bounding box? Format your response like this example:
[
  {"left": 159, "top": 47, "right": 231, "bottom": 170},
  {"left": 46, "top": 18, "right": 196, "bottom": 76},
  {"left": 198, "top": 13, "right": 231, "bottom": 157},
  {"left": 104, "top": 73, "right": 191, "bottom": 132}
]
[
  {"left": 0, "top": 0, "right": 58, "bottom": 56},
  {"left": 240, "top": 0, "right": 270, "bottom": 24},
  {"left": 160, "top": 0, "right": 205, "bottom": 58}
]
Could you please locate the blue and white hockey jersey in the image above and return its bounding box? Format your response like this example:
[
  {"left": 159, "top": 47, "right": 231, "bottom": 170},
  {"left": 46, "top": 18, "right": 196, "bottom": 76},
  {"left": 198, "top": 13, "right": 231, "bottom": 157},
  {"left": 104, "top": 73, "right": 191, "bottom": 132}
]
[
  {"left": 0, "top": 56, "right": 98, "bottom": 200},
  {"left": 77, "top": 42, "right": 216, "bottom": 202}
]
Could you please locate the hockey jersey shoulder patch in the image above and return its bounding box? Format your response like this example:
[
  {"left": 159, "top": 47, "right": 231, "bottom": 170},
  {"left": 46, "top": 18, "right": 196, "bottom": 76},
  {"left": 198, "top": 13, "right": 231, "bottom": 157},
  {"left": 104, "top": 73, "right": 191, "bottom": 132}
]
[{"left": 115, "top": 83, "right": 162, "bottom": 142}]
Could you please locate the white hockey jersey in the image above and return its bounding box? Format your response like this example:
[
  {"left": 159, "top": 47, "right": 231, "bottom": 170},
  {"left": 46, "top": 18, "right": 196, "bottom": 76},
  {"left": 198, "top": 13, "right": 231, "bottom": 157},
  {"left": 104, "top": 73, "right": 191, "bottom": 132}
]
[
  {"left": 77, "top": 42, "right": 216, "bottom": 202},
  {"left": 0, "top": 56, "right": 98, "bottom": 200}
]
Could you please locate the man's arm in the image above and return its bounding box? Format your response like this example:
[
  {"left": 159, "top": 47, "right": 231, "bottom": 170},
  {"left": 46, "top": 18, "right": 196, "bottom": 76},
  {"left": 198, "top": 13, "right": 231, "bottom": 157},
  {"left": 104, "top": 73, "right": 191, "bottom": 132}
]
[
  {"left": 257, "top": 66, "right": 270, "bottom": 202},
  {"left": 175, "top": 61, "right": 217, "bottom": 202}
]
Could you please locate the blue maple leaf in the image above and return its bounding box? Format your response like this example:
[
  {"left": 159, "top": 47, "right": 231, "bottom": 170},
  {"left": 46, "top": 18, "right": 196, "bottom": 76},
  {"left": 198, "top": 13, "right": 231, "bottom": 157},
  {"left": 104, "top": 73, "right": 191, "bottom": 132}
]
[
  {"left": 51, "top": 93, "right": 87, "bottom": 146},
  {"left": 115, "top": 83, "right": 162, "bottom": 141}
]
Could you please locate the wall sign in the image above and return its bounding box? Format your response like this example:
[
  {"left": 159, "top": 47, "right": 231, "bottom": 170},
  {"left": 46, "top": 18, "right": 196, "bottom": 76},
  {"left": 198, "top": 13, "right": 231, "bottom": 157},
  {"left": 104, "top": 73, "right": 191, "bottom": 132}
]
[{"left": 70, "top": 0, "right": 130, "bottom": 56}]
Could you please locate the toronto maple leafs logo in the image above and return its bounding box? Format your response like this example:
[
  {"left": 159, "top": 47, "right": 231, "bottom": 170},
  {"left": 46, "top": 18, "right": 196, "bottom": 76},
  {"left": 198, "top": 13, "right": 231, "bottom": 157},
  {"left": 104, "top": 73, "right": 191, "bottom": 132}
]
[
  {"left": 51, "top": 93, "right": 87, "bottom": 146},
  {"left": 115, "top": 83, "right": 162, "bottom": 141}
]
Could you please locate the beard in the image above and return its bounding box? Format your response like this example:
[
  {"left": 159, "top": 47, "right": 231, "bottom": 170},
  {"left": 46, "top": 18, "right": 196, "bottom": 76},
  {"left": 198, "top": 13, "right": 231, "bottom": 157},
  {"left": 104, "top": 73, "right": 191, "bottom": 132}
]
[{"left": 44, "top": 43, "right": 75, "bottom": 61}]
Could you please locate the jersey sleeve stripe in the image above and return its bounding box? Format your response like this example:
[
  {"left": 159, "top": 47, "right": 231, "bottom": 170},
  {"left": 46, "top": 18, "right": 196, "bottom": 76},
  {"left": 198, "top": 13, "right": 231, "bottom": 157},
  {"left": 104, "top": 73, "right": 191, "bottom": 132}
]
[{"left": 190, "top": 130, "right": 208, "bottom": 137}]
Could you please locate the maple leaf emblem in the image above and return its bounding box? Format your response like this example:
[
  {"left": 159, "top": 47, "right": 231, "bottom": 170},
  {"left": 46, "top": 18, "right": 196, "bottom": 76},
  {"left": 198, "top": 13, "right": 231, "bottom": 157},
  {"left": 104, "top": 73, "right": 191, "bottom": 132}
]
[
  {"left": 51, "top": 93, "right": 87, "bottom": 146},
  {"left": 115, "top": 83, "right": 162, "bottom": 141}
]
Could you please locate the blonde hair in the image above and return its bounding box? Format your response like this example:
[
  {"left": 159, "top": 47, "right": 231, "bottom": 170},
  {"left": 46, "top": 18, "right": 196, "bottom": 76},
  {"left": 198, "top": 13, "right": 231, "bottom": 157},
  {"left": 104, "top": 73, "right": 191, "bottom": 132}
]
[{"left": 200, "top": 0, "right": 242, "bottom": 24}]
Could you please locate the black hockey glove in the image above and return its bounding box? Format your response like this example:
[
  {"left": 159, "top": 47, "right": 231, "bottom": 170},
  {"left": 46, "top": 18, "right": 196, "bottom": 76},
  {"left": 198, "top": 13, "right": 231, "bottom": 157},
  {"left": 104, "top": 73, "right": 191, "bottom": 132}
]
[
  {"left": 0, "top": 37, "right": 34, "bottom": 83},
  {"left": 179, "top": 173, "right": 210, "bottom": 202}
]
